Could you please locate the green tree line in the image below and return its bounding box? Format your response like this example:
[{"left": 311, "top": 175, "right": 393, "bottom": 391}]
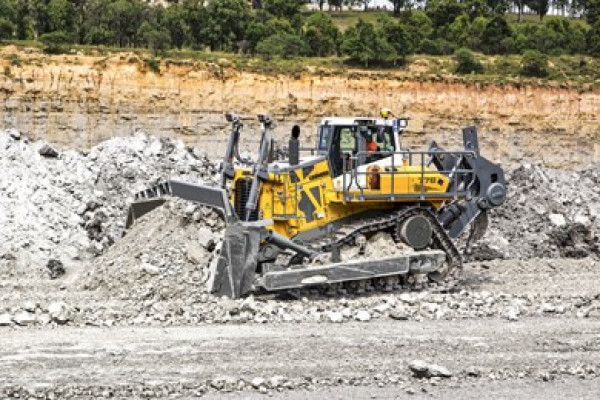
[{"left": 0, "top": 0, "right": 597, "bottom": 62}]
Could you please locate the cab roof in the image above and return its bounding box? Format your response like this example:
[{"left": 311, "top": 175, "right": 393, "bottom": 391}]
[{"left": 319, "top": 117, "right": 403, "bottom": 126}]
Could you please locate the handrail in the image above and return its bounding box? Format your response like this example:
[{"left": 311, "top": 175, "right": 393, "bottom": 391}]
[{"left": 341, "top": 149, "right": 478, "bottom": 202}]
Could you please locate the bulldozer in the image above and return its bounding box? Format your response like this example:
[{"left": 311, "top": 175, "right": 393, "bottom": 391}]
[{"left": 127, "top": 112, "right": 506, "bottom": 299}]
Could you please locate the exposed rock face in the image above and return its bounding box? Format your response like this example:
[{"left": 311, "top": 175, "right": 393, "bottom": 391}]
[{"left": 0, "top": 50, "right": 598, "bottom": 168}]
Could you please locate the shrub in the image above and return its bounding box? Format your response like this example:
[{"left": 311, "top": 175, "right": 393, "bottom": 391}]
[
  {"left": 419, "top": 38, "right": 456, "bottom": 55},
  {"left": 144, "top": 58, "right": 161, "bottom": 74},
  {"left": 256, "top": 33, "right": 306, "bottom": 58},
  {"left": 0, "top": 17, "right": 15, "bottom": 40},
  {"left": 480, "top": 15, "right": 512, "bottom": 54},
  {"left": 520, "top": 50, "right": 549, "bottom": 77},
  {"left": 39, "top": 31, "right": 72, "bottom": 54},
  {"left": 454, "top": 48, "right": 483, "bottom": 74},
  {"left": 587, "top": 21, "right": 600, "bottom": 57}
]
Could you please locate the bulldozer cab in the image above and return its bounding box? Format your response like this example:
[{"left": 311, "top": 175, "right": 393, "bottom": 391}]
[{"left": 319, "top": 118, "right": 401, "bottom": 178}]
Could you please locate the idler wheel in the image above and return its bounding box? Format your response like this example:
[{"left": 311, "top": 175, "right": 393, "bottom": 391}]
[{"left": 398, "top": 215, "right": 432, "bottom": 250}]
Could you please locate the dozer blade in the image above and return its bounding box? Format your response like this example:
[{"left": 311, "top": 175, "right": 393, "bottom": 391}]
[
  {"left": 125, "top": 179, "right": 237, "bottom": 229},
  {"left": 258, "top": 250, "right": 446, "bottom": 292},
  {"left": 207, "top": 223, "right": 262, "bottom": 298}
]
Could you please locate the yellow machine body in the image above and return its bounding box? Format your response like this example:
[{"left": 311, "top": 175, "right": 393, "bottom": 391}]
[{"left": 231, "top": 159, "right": 451, "bottom": 239}]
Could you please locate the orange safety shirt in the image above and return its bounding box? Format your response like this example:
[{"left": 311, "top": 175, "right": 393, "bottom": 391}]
[{"left": 366, "top": 141, "right": 378, "bottom": 152}]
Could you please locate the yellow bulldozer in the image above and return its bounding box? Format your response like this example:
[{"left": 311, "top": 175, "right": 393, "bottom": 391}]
[{"left": 127, "top": 112, "right": 506, "bottom": 298}]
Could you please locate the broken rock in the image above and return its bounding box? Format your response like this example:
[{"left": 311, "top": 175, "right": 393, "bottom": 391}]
[
  {"left": 47, "top": 259, "right": 66, "bottom": 279},
  {"left": 13, "top": 311, "right": 36, "bottom": 326},
  {"left": 38, "top": 143, "right": 59, "bottom": 158},
  {"left": 354, "top": 310, "right": 371, "bottom": 322},
  {"left": 6, "top": 128, "right": 20, "bottom": 140},
  {"left": 48, "top": 302, "right": 71, "bottom": 324},
  {"left": 251, "top": 377, "right": 266, "bottom": 389},
  {"left": 0, "top": 313, "right": 13, "bottom": 326},
  {"left": 327, "top": 311, "right": 344, "bottom": 323},
  {"left": 549, "top": 214, "right": 567, "bottom": 227},
  {"left": 409, "top": 360, "right": 453, "bottom": 379}
]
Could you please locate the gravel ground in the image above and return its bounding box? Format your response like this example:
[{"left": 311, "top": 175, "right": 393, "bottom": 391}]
[{"left": 1, "top": 318, "right": 599, "bottom": 398}]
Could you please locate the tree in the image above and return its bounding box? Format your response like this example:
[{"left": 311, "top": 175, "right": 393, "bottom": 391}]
[
  {"left": 454, "top": 47, "right": 484, "bottom": 74},
  {"left": 520, "top": 49, "right": 548, "bottom": 77},
  {"left": 587, "top": 20, "right": 600, "bottom": 56},
  {"left": 181, "top": 0, "right": 207, "bottom": 49},
  {"left": 103, "top": 0, "right": 147, "bottom": 47},
  {"left": 14, "top": 0, "right": 33, "bottom": 40},
  {"left": 0, "top": 18, "right": 16, "bottom": 40},
  {"left": 138, "top": 20, "right": 171, "bottom": 55},
  {"left": 480, "top": 15, "right": 512, "bottom": 54},
  {"left": 0, "top": 0, "right": 16, "bottom": 26},
  {"left": 402, "top": 10, "right": 434, "bottom": 50},
  {"left": 47, "top": 0, "right": 72, "bottom": 32},
  {"left": 163, "top": 4, "right": 190, "bottom": 49},
  {"left": 304, "top": 12, "right": 340, "bottom": 56},
  {"left": 580, "top": 0, "right": 600, "bottom": 24},
  {"left": 464, "top": 0, "right": 491, "bottom": 19},
  {"left": 391, "top": 0, "right": 412, "bottom": 16},
  {"left": 341, "top": 19, "right": 396, "bottom": 67},
  {"left": 485, "top": 0, "right": 510, "bottom": 14},
  {"left": 263, "top": 0, "right": 302, "bottom": 19},
  {"left": 205, "top": 0, "right": 251, "bottom": 52},
  {"left": 351, "top": 0, "right": 372, "bottom": 11},
  {"left": 0, "top": 0, "right": 16, "bottom": 40},
  {"left": 425, "top": 0, "right": 465, "bottom": 36},
  {"left": 329, "top": 0, "right": 343, "bottom": 11},
  {"left": 513, "top": 0, "right": 525, "bottom": 22},
  {"left": 256, "top": 32, "right": 306, "bottom": 58},
  {"left": 379, "top": 16, "right": 413, "bottom": 62},
  {"left": 554, "top": 0, "right": 569, "bottom": 16},
  {"left": 525, "top": 0, "right": 550, "bottom": 21},
  {"left": 448, "top": 14, "right": 472, "bottom": 48}
]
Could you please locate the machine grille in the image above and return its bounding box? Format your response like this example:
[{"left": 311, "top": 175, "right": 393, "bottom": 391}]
[{"left": 234, "top": 178, "right": 259, "bottom": 221}]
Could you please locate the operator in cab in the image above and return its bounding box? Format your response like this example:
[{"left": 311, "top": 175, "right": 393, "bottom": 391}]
[{"left": 366, "top": 134, "right": 378, "bottom": 153}]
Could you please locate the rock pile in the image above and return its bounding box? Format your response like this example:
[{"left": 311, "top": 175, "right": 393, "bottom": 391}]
[
  {"left": 475, "top": 163, "right": 600, "bottom": 260},
  {"left": 79, "top": 199, "right": 224, "bottom": 303},
  {"left": 0, "top": 130, "right": 218, "bottom": 273}
]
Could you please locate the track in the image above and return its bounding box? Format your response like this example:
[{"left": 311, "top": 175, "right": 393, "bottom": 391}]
[{"left": 278, "top": 206, "right": 465, "bottom": 297}]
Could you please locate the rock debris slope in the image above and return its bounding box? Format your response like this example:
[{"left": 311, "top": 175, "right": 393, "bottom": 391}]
[
  {"left": 478, "top": 164, "right": 600, "bottom": 260},
  {"left": 0, "top": 130, "right": 217, "bottom": 273}
]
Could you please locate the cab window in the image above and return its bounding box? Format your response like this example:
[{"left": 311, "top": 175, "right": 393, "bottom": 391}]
[
  {"left": 339, "top": 127, "right": 355, "bottom": 153},
  {"left": 375, "top": 127, "right": 395, "bottom": 152},
  {"left": 317, "top": 126, "right": 330, "bottom": 151}
]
